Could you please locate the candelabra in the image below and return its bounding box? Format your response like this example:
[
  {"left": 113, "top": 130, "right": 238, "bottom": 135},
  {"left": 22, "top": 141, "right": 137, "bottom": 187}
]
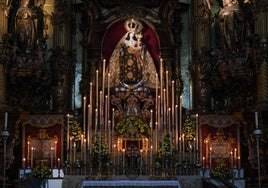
[{"left": 1, "top": 128, "right": 9, "bottom": 188}]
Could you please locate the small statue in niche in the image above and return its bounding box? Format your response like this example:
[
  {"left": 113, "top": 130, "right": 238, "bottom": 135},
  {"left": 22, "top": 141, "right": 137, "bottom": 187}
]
[
  {"left": 217, "top": 0, "right": 244, "bottom": 54},
  {"left": 15, "top": 0, "right": 37, "bottom": 53}
]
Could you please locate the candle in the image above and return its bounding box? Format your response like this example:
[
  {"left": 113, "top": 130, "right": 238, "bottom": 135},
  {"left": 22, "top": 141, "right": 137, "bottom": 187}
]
[
  {"left": 196, "top": 114, "right": 199, "bottom": 151},
  {"left": 171, "top": 81, "right": 175, "bottom": 143},
  {"left": 255, "top": 112, "right": 258, "bottom": 129},
  {"left": 234, "top": 148, "right": 237, "bottom": 168},
  {"left": 182, "top": 134, "right": 185, "bottom": 160},
  {"left": 102, "top": 59, "right": 106, "bottom": 98},
  {"left": 27, "top": 141, "right": 30, "bottom": 163},
  {"left": 73, "top": 142, "right": 76, "bottom": 162},
  {"left": 238, "top": 156, "right": 241, "bottom": 169},
  {"left": 55, "top": 141, "right": 57, "bottom": 163},
  {"left": 83, "top": 96, "right": 86, "bottom": 134},
  {"left": 108, "top": 120, "right": 111, "bottom": 154},
  {"left": 31, "top": 147, "right": 34, "bottom": 168},
  {"left": 175, "top": 105, "right": 178, "bottom": 150},
  {"left": 166, "top": 71, "right": 169, "bottom": 113},
  {"left": 89, "top": 82, "right": 93, "bottom": 150},
  {"left": 4, "top": 112, "right": 8, "bottom": 130},
  {"left": 150, "top": 110, "right": 153, "bottom": 151},
  {"left": 95, "top": 108, "right": 98, "bottom": 131},
  {"left": 51, "top": 146, "right": 54, "bottom": 168},
  {"left": 70, "top": 137, "right": 73, "bottom": 163},
  {"left": 209, "top": 147, "right": 212, "bottom": 169},
  {"left": 57, "top": 158, "right": 60, "bottom": 169},
  {"left": 150, "top": 145, "right": 153, "bottom": 167},
  {"left": 179, "top": 136, "right": 181, "bottom": 163},
  {"left": 123, "top": 149, "right": 125, "bottom": 168},
  {"left": 202, "top": 156, "right": 205, "bottom": 168},
  {"left": 179, "top": 96, "right": 182, "bottom": 136},
  {"left": 96, "top": 70, "right": 99, "bottom": 106},
  {"left": 67, "top": 114, "right": 70, "bottom": 155},
  {"left": 231, "top": 151, "right": 233, "bottom": 169},
  {"left": 23, "top": 158, "right": 26, "bottom": 169},
  {"left": 81, "top": 134, "right": 84, "bottom": 155}
]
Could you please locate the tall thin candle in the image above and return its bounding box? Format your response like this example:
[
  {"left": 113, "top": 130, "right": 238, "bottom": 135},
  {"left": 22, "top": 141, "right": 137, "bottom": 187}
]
[
  {"left": 4, "top": 112, "right": 8, "bottom": 130},
  {"left": 255, "top": 112, "right": 258, "bottom": 129},
  {"left": 83, "top": 96, "right": 86, "bottom": 134}
]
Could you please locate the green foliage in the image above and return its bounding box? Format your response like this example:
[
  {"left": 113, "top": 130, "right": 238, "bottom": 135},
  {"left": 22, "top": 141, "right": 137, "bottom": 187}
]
[
  {"left": 210, "top": 164, "right": 233, "bottom": 180},
  {"left": 69, "top": 119, "right": 82, "bottom": 141},
  {"left": 182, "top": 116, "right": 196, "bottom": 141},
  {"left": 91, "top": 135, "right": 111, "bottom": 169},
  {"left": 32, "top": 162, "right": 52, "bottom": 181},
  {"left": 115, "top": 117, "right": 150, "bottom": 138}
]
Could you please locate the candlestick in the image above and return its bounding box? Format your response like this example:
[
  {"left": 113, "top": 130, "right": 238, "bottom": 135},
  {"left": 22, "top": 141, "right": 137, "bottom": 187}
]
[
  {"left": 255, "top": 112, "right": 258, "bottom": 129},
  {"left": 4, "top": 112, "right": 8, "bottom": 130}
]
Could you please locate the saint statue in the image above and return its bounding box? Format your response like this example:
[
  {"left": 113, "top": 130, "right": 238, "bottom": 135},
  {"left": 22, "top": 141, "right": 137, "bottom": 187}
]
[
  {"left": 108, "top": 18, "right": 158, "bottom": 90},
  {"left": 217, "top": 0, "right": 244, "bottom": 53},
  {"left": 15, "top": 0, "right": 37, "bottom": 53}
]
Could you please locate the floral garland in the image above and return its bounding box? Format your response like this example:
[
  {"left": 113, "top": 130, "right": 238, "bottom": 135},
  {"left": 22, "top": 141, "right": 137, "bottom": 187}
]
[{"left": 115, "top": 116, "right": 150, "bottom": 138}]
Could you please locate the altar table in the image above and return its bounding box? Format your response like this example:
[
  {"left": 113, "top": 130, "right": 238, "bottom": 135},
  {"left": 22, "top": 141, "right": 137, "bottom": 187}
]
[{"left": 80, "top": 180, "right": 181, "bottom": 188}]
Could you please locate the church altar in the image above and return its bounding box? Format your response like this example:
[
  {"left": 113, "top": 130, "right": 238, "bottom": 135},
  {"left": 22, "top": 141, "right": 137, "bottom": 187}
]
[{"left": 80, "top": 180, "right": 181, "bottom": 188}]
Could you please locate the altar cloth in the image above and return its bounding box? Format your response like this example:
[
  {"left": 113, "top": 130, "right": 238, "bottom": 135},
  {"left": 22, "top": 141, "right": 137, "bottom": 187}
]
[{"left": 81, "top": 180, "right": 181, "bottom": 188}]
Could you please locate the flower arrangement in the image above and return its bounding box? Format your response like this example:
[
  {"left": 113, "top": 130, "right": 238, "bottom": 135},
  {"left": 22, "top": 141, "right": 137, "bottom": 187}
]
[
  {"left": 69, "top": 119, "right": 82, "bottom": 141},
  {"left": 32, "top": 162, "right": 52, "bottom": 181},
  {"left": 91, "top": 135, "right": 111, "bottom": 170},
  {"left": 115, "top": 116, "right": 150, "bottom": 138},
  {"left": 210, "top": 164, "right": 233, "bottom": 180},
  {"left": 182, "top": 116, "right": 196, "bottom": 141}
]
